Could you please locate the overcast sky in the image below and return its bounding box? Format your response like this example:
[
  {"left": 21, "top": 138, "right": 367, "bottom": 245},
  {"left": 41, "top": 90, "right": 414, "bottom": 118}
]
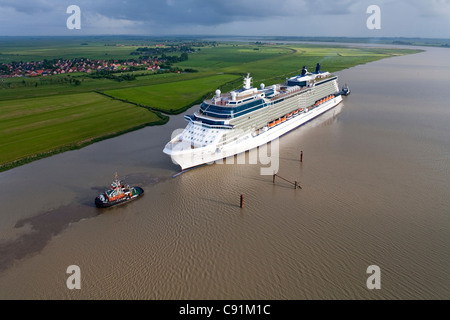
[{"left": 0, "top": 0, "right": 449, "bottom": 38}]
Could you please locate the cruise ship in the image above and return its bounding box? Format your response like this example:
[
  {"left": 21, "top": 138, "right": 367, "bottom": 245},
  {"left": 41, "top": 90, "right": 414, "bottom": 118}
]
[{"left": 164, "top": 63, "right": 345, "bottom": 170}]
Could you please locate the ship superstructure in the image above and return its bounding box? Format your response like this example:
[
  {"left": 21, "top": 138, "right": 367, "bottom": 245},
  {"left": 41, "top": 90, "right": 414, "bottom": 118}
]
[{"left": 164, "top": 63, "right": 344, "bottom": 170}]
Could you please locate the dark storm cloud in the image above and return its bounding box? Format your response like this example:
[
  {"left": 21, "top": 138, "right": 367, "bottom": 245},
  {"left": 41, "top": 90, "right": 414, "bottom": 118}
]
[
  {"left": 0, "top": 0, "right": 449, "bottom": 37},
  {"left": 86, "top": 0, "right": 360, "bottom": 25},
  {"left": 0, "top": 0, "right": 359, "bottom": 27},
  {"left": 83, "top": 0, "right": 296, "bottom": 26},
  {"left": 0, "top": 0, "right": 55, "bottom": 14}
]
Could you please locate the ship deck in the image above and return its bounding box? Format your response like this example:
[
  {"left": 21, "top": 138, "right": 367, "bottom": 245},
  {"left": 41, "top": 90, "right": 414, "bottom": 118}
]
[{"left": 202, "top": 74, "right": 337, "bottom": 112}]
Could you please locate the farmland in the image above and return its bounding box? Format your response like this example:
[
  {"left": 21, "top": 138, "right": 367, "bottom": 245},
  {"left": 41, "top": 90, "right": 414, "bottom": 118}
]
[
  {"left": 0, "top": 36, "right": 423, "bottom": 171},
  {"left": 0, "top": 92, "right": 165, "bottom": 170},
  {"left": 104, "top": 74, "right": 240, "bottom": 113}
]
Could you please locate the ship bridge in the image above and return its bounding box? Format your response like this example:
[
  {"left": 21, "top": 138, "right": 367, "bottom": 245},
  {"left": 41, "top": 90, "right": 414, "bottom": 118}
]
[
  {"left": 198, "top": 98, "right": 266, "bottom": 120},
  {"left": 184, "top": 113, "right": 233, "bottom": 129}
]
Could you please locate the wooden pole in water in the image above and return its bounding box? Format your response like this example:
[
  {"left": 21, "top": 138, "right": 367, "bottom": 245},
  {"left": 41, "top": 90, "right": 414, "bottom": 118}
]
[
  {"left": 240, "top": 194, "right": 244, "bottom": 208},
  {"left": 272, "top": 172, "right": 302, "bottom": 189},
  {"left": 300, "top": 150, "right": 303, "bottom": 162}
]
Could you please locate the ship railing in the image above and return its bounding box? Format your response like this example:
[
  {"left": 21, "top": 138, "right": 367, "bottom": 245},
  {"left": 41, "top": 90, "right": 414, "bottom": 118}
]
[
  {"left": 165, "top": 143, "right": 173, "bottom": 150},
  {"left": 213, "top": 100, "right": 229, "bottom": 106},
  {"left": 166, "top": 138, "right": 199, "bottom": 150},
  {"left": 164, "top": 140, "right": 181, "bottom": 150}
]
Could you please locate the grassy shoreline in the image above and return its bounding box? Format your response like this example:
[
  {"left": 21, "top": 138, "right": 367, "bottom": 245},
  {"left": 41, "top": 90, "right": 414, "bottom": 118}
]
[
  {"left": 0, "top": 41, "right": 424, "bottom": 172},
  {"left": 0, "top": 92, "right": 168, "bottom": 172},
  {"left": 0, "top": 113, "right": 168, "bottom": 173}
]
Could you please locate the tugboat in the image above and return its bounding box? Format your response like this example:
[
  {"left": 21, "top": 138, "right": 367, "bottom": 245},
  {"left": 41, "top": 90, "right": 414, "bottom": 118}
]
[
  {"left": 95, "top": 173, "right": 144, "bottom": 208},
  {"left": 341, "top": 83, "right": 350, "bottom": 96}
]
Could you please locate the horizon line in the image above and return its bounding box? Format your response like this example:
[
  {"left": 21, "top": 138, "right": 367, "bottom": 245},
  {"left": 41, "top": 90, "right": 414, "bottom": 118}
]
[{"left": 0, "top": 35, "right": 449, "bottom": 41}]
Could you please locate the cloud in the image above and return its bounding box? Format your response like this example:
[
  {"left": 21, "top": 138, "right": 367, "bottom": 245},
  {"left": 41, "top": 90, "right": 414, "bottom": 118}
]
[
  {"left": 0, "top": 0, "right": 449, "bottom": 37},
  {"left": 304, "top": 0, "right": 359, "bottom": 15},
  {"left": 61, "top": 0, "right": 359, "bottom": 28},
  {"left": 83, "top": 13, "right": 144, "bottom": 35},
  {"left": 0, "top": 0, "right": 56, "bottom": 14},
  {"left": 408, "top": 0, "right": 450, "bottom": 17}
]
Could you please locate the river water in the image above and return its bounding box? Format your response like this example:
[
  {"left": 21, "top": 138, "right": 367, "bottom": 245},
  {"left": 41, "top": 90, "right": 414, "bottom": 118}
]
[{"left": 0, "top": 46, "right": 449, "bottom": 299}]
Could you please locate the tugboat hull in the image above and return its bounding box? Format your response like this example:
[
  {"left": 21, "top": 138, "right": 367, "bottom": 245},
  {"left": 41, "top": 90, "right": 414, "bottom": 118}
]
[{"left": 95, "top": 187, "right": 144, "bottom": 208}]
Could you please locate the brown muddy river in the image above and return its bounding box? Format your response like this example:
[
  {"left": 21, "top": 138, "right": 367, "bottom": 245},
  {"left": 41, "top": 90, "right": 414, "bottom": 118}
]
[{"left": 0, "top": 46, "right": 449, "bottom": 299}]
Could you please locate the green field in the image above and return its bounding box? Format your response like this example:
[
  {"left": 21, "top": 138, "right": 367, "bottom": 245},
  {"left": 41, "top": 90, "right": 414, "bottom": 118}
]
[
  {"left": 177, "top": 44, "right": 413, "bottom": 86},
  {"left": 0, "top": 37, "right": 423, "bottom": 171},
  {"left": 0, "top": 92, "right": 164, "bottom": 169},
  {"left": 0, "top": 36, "right": 168, "bottom": 63},
  {"left": 104, "top": 74, "right": 240, "bottom": 113},
  {"left": 103, "top": 44, "right": 422, "bottom": 111}
]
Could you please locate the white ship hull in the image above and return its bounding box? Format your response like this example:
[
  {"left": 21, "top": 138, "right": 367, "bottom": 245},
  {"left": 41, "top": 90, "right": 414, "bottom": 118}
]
[{"left": 164, "top": 95, "right": 342, "bottom": 170}]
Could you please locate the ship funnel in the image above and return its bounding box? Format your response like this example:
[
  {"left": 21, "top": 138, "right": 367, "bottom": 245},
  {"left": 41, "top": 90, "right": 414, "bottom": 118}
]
[
  {"left": 301, "top": 66, "right": 307, "bottom": 77},
  {"left": 243, "top": 73, "right": 252, "bottom": 90},
  {"left": 315, "top": 63, "right": 321, "bottom": 74}
]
